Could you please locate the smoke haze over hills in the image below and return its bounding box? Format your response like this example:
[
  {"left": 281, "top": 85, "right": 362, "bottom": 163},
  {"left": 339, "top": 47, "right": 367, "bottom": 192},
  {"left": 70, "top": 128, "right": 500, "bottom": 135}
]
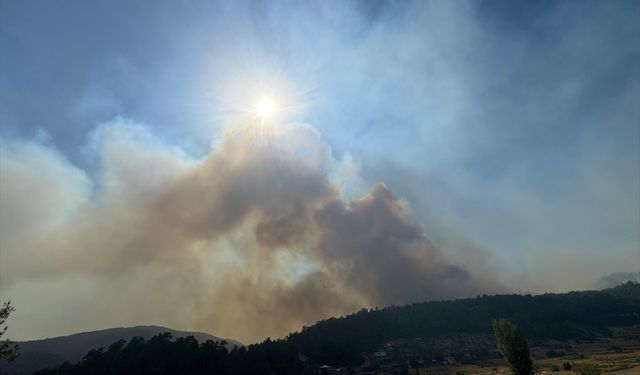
[
  {"left": 1, "top": 0, "right": 638, "bottom": 344},
  {"left": 1, "top": 121, "right": 501, "bottom": 343}
]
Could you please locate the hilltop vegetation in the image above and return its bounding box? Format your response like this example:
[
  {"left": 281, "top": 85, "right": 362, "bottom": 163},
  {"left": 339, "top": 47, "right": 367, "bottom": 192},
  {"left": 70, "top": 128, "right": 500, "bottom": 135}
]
[
  {"left": 32, "top": 283, "right": 640, "bottom": 374},
  {"left": 34, "top": 334, "right": 302, "bottom": 375},
  {"left": 0, "top": 326, "right": 241, "bottom": 375},
  {"left": 286, "top": 282, "right": 639, "bottom": 364}
]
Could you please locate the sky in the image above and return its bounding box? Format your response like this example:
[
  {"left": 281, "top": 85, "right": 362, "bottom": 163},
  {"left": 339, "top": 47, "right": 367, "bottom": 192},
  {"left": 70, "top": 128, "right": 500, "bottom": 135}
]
[{"left": 0, "top": 0, "right": 639, "bottom": 343}]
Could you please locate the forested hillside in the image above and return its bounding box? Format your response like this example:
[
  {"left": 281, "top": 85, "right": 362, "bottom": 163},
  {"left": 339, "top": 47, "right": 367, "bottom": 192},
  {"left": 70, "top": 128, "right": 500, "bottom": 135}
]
[
  {"left": 288, "top": 282, "right": 640, "bottom": 364},
  {"left": 32, "top": 283, "right": 640, "bottom": 375},
  {"left": 0, "top": 326, "right": 241, "bottom": 375}
]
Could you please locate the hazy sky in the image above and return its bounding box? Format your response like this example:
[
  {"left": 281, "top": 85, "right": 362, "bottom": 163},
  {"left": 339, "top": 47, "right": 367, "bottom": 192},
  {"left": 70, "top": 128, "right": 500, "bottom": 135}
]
[{"left": 1, "top": 0, "right": 639, "bottom": 342}]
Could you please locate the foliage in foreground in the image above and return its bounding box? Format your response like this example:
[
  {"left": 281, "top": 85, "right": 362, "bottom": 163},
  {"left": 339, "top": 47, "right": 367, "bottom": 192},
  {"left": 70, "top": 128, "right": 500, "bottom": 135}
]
[
  {"left": 0, "top": 301, "right": 19, "bottom": 362},
  {"left": 492, "top": 319, "right": 532, "bottom": 375}
]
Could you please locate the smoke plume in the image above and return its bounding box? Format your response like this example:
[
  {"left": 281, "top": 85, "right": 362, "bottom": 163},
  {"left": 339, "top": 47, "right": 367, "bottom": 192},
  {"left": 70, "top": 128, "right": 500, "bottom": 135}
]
[{"left": 0, "top": 119, "right": 497, "bottom": 343}]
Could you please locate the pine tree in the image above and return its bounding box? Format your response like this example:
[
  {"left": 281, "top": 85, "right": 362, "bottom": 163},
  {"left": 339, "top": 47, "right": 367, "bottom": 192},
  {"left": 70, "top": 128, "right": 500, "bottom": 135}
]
[
  {"left": 492, "top": 319, "right": 532, "bottom": 375},
  {"left": 0, "top": 301, "right": 19, "bottom": 361}
]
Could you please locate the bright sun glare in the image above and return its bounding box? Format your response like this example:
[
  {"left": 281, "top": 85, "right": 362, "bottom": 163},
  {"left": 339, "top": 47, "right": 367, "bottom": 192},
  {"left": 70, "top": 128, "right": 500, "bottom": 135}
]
[{"left": 256, "top": 97, "right": 275, "bottom": 118}]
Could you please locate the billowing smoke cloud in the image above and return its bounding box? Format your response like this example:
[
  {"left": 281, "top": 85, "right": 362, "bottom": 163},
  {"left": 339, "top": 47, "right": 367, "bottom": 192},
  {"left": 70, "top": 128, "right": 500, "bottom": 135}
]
[{"left": 0, "top": 118, "right": 498, "bottom": 343}]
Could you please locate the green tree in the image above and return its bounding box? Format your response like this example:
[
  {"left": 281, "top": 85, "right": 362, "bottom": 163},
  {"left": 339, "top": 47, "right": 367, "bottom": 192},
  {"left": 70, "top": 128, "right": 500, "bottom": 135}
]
[
  {"left": 492, "top": 319, "right": 532, "bottom": 375},
  {"left": 0, "top": 301, "right": 19, "bottom": 361}
]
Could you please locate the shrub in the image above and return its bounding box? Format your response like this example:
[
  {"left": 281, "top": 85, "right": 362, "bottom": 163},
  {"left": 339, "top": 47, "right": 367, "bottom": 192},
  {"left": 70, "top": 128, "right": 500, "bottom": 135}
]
[{"left": 577, "top": 363, "right": 601, "bottom": 375}]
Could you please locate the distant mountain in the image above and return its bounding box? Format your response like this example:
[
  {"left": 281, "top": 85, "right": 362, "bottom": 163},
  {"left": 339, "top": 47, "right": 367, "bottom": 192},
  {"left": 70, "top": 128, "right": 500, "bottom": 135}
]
[
  {"left": 595, "top": 272, "right": 640, "bottom": 289},
  {"left": 0, "top": 325, "right": 241, "bottom": 375}
]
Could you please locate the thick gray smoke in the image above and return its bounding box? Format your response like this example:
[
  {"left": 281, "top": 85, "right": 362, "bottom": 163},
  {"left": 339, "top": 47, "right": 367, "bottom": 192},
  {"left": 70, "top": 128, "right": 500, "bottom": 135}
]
[{"left": 0, "top": 119, "right": 498, "bottom": 342}]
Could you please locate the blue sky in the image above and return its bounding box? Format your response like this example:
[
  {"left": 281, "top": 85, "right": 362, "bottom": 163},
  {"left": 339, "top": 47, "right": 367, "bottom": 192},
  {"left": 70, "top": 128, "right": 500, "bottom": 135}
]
[{"left": 1, "top": 0, "right": 639, "bottom": 341}]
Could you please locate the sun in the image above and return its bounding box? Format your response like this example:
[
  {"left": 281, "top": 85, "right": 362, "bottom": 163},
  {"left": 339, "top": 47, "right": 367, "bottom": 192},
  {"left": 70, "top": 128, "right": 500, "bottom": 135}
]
[{"left": 255, "top": 97, "right": 275, "bottom": 118}]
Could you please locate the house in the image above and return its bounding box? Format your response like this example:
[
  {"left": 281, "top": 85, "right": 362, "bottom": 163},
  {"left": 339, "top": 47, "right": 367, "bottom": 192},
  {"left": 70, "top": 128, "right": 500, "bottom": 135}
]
[
  {"left": 441, "top": 356, "right": 456, "bottom": 365},
  {"left": 374, "top": 351, "right": 387, "bottom": 358}
]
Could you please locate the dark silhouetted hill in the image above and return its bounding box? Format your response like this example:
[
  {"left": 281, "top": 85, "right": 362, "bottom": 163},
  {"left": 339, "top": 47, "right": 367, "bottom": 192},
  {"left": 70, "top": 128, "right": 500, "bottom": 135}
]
[{"left": 0, "top": 325, "right": 241, "bottom": 375}]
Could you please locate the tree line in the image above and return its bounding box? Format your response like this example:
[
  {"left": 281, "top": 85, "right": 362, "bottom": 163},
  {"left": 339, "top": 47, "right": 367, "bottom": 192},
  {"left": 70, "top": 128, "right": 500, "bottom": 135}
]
[
  {"left": 33, "top": 334, "right": 305, "bottom": 375},
  {"left": 29, "top": 282, "right": 640, "bottom": 374}
]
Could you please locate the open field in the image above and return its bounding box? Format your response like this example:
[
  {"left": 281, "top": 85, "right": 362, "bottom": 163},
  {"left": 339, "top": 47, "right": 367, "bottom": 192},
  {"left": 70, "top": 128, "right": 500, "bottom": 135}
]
[
  {"left": 409, "top": 349, "right": 640, "bottom": 375},
  {"left": 352, "top": 324, "right": 640, "bottom": 375}
]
